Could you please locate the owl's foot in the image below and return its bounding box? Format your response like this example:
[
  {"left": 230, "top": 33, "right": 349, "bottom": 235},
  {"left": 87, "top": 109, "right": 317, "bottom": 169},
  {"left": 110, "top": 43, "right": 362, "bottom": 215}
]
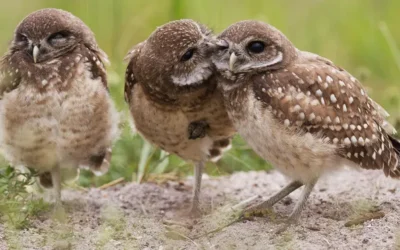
[
  {"left": 240, "top": 181, "right": 303, "bottom": 220},
  {"left": 274, "top": 219, "right": 296, "bottom": 234},
  {"left": 189, "top": 204, "right": 202, "bottom": 218},
  {"left": 188, "top": 120, "right": 209, "bottom": 140},
  {"left": 240, "top": 205, "right": 275, "bottom": 220}
]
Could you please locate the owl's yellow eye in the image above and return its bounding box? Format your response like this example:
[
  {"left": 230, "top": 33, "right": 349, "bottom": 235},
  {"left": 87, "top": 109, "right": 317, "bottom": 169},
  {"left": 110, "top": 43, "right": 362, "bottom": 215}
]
[
  {"left": 247, "top": 41, "right": 265, "bottom": 54},
  {"left": 181, "top": 48, "right": 195, "bottom": 62}
]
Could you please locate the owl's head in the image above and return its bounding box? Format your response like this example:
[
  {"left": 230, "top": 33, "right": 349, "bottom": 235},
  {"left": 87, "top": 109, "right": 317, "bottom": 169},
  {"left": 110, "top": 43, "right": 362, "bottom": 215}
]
[
  {"left": 127, "top": 19, "right": 227, "bottom": 90},
  {"left": 10, "top": 8, "right": 99, "bottom": 64},
  {"left": 213, "top": 20, "right": 297, "bottom": 77}
]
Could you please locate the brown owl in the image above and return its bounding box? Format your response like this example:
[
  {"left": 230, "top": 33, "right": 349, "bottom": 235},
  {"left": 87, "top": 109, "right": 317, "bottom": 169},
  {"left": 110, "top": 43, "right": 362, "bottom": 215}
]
[
  {"left": 0, "top": 9, "right": 120, "bottom": 204},
  {"left": 213, "top": 20, "right": 400, "bottom": 225},
  {"left": 124, "top": 19, "right": 235, "bottom": 215}
]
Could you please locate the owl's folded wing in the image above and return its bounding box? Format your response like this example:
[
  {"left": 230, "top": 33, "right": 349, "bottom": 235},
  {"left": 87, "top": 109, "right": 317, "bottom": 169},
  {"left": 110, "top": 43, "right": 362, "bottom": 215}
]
[
  {"left": 82, "top": 45, "right": 109, "bottom": 91},
  {"left": 124, "top": 42, "right": 144, "bottom": 104},
  {"left": 251, "top": 57, "right": 399, "bottom": 176},
  {"left": 0, "top": 55, "right": 21, "bottom": 99}
]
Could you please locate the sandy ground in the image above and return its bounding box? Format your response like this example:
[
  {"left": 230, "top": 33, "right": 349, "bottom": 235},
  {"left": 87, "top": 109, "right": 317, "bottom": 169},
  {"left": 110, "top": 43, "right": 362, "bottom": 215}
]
[{"left": 1, "top": 168, "right": 400, "bottom": 250}]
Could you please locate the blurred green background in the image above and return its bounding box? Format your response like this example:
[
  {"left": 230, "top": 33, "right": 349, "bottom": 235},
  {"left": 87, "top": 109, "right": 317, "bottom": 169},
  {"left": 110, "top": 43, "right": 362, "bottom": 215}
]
[{"left": 1, "top": 0, "right": 400, "bottom": 187}]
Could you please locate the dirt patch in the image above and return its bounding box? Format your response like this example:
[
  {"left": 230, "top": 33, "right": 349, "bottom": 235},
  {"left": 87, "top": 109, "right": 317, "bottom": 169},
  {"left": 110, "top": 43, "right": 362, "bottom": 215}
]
[{"left": 1, "top": 168, "right": 400, "bottom": 249}]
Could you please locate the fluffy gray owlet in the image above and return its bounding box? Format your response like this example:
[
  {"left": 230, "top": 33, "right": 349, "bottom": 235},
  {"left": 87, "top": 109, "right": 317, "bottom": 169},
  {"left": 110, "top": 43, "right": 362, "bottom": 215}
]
[
  {"left": 0, "top": 9, "right": 120, "bottom": 203},
  {"left": 213, "top": 20, "right": 400, "bottom": 225},
  {"left": 124, "top": 19, "right": 236, "bottom": 215}
]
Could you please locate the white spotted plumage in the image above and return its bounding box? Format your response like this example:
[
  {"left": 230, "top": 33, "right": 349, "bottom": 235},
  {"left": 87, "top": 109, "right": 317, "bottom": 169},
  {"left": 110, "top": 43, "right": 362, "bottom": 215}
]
[
  {"left": 124, "top": 19, "right": 235, "bottom": 215},
  {"left": 214, "top": 20, "right": 400, "bottom": 223},
  {"left": 0, "top": 8, "right": 119, "bottom": 202}
]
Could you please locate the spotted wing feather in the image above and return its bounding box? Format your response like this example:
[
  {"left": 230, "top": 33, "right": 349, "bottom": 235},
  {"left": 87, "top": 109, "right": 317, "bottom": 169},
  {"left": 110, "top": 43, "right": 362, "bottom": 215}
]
[
  {"left": 83, "top": 46, "right": 108, "bottom": 90},
  {"left": 0, "top": 54, "right": 21, "bottom": 99},
  {"left": 80, "top": 46, "right": 113, "bottom": 175},
  {"left": 252, "top": 55, "right": 399, "bottom": 177},
  {"left": 124, "top": 42, "right": 145, "bottom": 104}
]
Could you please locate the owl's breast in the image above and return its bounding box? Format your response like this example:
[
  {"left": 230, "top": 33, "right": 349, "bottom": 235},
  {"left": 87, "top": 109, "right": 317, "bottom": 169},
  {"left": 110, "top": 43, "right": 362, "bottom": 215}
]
[
  {"left": 130, "top": 84, "right": 219, "bottom": 163},
  {"left": 0, "top": 66, "right": 119, "bottom": 170},
  {"left": 226, "top": 88, "right": 339, "bottom": 183},
  {"left": 0, "top": 83, "right": 61, "bottom": 170}
]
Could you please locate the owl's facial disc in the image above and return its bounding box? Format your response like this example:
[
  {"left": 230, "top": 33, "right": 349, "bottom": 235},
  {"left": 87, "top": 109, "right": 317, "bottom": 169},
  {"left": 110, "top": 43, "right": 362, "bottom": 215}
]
[
  {"left": 11, "top": 9, "right": 97, "bottom": 65},
  {"left": 17, "top": 30, "right": 78, "bottom": 64},
  {"left": 213, "top": 20, "right": 299, "bottom": 79}
]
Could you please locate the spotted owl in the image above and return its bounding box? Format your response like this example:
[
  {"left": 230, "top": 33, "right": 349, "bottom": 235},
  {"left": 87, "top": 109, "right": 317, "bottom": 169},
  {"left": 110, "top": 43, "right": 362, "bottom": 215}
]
[
  {"left": 0, "top": 8, "right": 120, "bottom": 203},
  {"left": 124, "top": 19, "right": 235, "bottom": 215},
  {"left": 212, "top": 20, "right": 400, "bottom": 224}
]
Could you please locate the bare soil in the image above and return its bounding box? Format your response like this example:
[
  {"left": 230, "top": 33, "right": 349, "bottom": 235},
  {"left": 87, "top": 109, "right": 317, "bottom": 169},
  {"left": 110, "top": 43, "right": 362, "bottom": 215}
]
[{"left": 1, "top": 168, "right": 400, "bottom": 250}]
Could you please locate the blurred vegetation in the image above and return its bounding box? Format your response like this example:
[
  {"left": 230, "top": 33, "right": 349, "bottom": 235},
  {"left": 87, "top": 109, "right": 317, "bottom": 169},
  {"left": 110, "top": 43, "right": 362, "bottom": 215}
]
[
  {"left": 0, "top": 166, "right": 50, "bottom": 229},
  {"left": 0, "top": 0, "right": 400, "bottom": 188}
]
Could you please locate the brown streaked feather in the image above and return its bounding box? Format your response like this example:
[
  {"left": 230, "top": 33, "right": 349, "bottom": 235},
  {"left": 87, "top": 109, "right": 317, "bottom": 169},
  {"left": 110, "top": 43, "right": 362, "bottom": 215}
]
[{"left": 252, "top": 56, "right": 399, "bottom": 177}]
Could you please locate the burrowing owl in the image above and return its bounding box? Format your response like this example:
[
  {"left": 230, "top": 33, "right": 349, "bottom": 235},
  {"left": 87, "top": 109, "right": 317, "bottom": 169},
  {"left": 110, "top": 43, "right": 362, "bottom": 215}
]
[
  {"left": 124, "top": 19, "right": 235, "bottom": 215},
  {"left": 213, "top": 20, "right": 400, "bottom": 224},
  {"left": 0, "top": 9, "right": 119, "bottom": 203}
]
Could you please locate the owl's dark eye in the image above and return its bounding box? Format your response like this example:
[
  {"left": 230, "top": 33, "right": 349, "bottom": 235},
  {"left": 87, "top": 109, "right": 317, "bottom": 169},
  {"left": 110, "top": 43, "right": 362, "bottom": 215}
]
[
  {"left": 181, "top": 48, "right": 195, "bottom": 62},
  {"left": 16, "top": 34, "right": 28, "bottom": 43},
  {"left": 247, "top": 41, "right": 265, "bottom": 54}
]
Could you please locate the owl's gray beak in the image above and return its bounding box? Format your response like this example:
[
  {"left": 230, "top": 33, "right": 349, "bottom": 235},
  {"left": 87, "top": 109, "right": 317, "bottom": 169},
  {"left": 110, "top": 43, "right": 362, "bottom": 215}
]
[
  {"left": 32, "top": 45, "right": 39, "bottom": 63},
  {"left": 229, "top": 52, "right": 238, "bottom": 71}
]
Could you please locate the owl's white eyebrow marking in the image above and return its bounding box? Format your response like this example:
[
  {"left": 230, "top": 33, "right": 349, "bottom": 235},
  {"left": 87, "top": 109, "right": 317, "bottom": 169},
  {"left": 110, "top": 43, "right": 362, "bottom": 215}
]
[
  {"left": 237, "top": 52, "right": 283, "bottom": 72},
  {"left": 171, "top": 62, "right": 212, "bottom": 86},
  {"left": 255, "top": 52, "right": 283, "bottom": 68}
]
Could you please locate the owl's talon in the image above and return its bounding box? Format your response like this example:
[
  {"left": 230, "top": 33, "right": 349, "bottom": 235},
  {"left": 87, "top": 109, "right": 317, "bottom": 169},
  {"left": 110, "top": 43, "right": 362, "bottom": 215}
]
[
  {"left": 275, "top": 219, "right": 296, "bottom": 234},
  {"left": 275, "top": 224, "right": 290, "bottom": 235}
]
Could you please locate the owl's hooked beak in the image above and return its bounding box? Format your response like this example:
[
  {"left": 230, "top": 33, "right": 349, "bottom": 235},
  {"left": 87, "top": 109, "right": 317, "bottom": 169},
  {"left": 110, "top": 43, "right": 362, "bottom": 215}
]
[
  {"left": 229, "top": 52, "right": 238, "bottom": 71},
  {"left": 32, "top": 45, "right": 40, "bottom": 63}
]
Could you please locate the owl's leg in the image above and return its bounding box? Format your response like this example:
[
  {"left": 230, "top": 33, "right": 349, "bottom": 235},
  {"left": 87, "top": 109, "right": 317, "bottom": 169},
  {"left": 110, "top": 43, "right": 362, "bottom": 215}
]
[
  {"left": 241, "top": 180, "right": 303, "bottom": 218},
  {"left": 50, "top": 165, "right": 62, "bottom": 206},
  {"left": 275, "top": 179, "right": 318, "bottom": 234},
  {"left": 188, "top": 120, "right": 209, "bottom": 140},
  {"left": 287, "top": 179, "right": 317, "bottom": 222},
  {"left": 190, "top": 161, "right": 204, "bottom": 216}
]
